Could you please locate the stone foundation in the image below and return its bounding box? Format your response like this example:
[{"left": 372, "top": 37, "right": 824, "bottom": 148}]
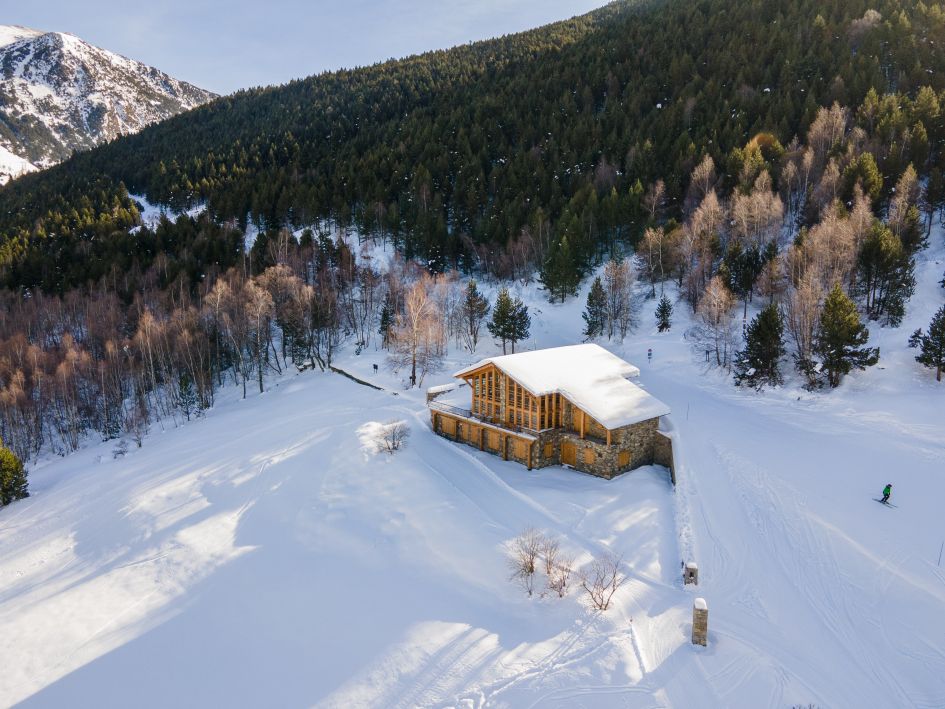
[
  {"left": 654, "top": 431, "right": 676, "bottom": 484},
  {"left": 431, "top": 408, "right": 665, "bottom": 479}
]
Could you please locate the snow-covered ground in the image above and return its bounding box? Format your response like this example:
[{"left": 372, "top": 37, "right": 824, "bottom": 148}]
[
  {"left": 1, "top": 226, "right": 944, "bottom": 707},
  {"left": 0, "top": 143, "right": 37, "bottom": 185}
]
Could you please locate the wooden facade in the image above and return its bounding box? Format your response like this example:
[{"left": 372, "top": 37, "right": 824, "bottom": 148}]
[
  {"left": 464, "top": 363, "right": 559, "bottom": 432},
  {"left": 460, "top": 363, "right": 615, "bottom": 438}
]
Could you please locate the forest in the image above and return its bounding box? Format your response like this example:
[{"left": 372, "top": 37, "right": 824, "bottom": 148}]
[
  {"left": 1, "top": 0, "right": 945, "bottom": 292},
  {"left": 1, "top": 0, "right": 945, "bottom": 467}
]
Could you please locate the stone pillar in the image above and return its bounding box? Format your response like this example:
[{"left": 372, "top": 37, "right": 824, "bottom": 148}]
[
  {"left": 692, "top": 598, "right": 708, "bottom": 646},
  {"left": 684, "top": 561, "right": 698, "bottom": 586}
]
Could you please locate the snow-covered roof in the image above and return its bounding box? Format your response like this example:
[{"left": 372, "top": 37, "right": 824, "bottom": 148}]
[
  {"left": 454, "top": 344, "right": 670, "bottom": 430},
  {"left": 426, "top": 382, "right": 459, "bottom": 395}
]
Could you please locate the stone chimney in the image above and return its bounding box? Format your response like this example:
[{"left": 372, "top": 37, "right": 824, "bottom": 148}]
[
  {"left": 684, "top": 561, "right": 698, "bottom": 585},
  {"left": 692, "top": 597, "right": 708, "bottom": 646}
]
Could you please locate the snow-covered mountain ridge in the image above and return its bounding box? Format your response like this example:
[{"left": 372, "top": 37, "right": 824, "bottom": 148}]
[{"left": 0, "top": 25, "right": 215, "bottom": 184}]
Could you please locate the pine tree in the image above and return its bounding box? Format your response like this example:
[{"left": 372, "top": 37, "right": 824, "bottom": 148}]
[
  {"left": 488, "top": 287, "right": 516, "bottom": 354},
  {"left": 857, "top": 221, "right": 915, "bottom": 326},
  {"left": 814, "top": 284, "right": 879, "bottom": 387},
  {"left": 488, "top": 287, "right": 530, "bottom": 353},
  {"left": 510, "top": 296, "right": 531, "bottom": 353},
  {"left": 0, "top": 442, "right": 28, "bottom": 507},
  {"left": 915, "top": 305, "right": 945, "bottom": 381},
  {"left": 177, "top": 372, "right": 198, "bottom": 421},
  {"left": 460, "top": 280, "right": 490, "bottom": 353},
  {"left": 724, "top": 242, "right": 764, "bottom": 318},
  {"left": 733, "top": 303, "right": 785, "bottom": 390},
  {"left": 378, "top": 293, "right": 393, "bottom": 350},
  {"left": 844, "top": 152, "right": 883, "bottom": 205},
  {"left": 540, "top": 236, "right": 581, "bottom": 303},
  {"left": 656, "top": 293, "right": 673, "bottom": 332},
  {"left": 582, "top": 277, "right": 607, "bottom": 340}
]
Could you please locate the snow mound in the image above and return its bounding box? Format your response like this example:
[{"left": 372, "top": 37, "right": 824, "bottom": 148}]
[{"left": 357, "top": 419, "right": 410, "bottom": 456}]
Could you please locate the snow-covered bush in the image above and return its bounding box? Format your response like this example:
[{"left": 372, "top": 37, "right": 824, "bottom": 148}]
[
  {"left": 508, "top": 529, "right": 575, "bottom": 599},
  {"left": 357, "top": 420, "right": 410, "bottom": 456},
  {"left": 542, "top": 536, "right": 574, "bottom": 598},
  {"left": 508, "top": 527, "right": 544, "bottom": 597},
  {"left": 580, "top": 553, "right": 625, "bottom": 611},
  {"left": 112, "top": 440, "right": 129, "bottom": 459},
  {"left": 381, "top": 421, "right": 410, "bottom": 453}
]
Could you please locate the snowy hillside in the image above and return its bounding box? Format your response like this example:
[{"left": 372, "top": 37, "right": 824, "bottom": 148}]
[
  {"left": 0, "top": 25, "right": 215, "bottom": 183},
  {"left": 0, "top": 229, "right": 943, "bottom": 707}
]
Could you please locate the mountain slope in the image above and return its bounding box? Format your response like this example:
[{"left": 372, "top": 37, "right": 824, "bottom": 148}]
[
  {"left": 0, "top": 26, "right": 215, "bottom": 184},
  {"left": 1, "top": 0, "right": 944, "bottom": 292}
]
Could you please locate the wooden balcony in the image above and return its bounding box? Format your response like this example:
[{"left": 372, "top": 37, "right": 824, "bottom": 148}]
[{"left": 429, "top": 399, "right": 544, "bottom": 437}]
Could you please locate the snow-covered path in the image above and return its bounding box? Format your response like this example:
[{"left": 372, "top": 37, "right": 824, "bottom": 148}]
[{"left": 645, "top": 358, "right": 945, "bottom": 708}]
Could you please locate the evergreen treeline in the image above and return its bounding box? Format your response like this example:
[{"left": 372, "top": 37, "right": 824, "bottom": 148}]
[{"left": 2, "top": 0, "right": 945, "bottom": 292}]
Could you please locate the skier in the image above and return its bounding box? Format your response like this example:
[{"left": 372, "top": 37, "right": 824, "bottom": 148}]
[{"left": 881, "top": 483, "right": 892, "bottom": 504}]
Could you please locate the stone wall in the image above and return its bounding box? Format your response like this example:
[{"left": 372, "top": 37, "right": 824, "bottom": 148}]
[
  {"left": 654, "top": 430, "right": 676, "bottom": 485},
  {"left": 431, "top": 407, "right": 664, "bottom": 480},
  {"left": 528, "top": 417, "right": 662, "bottom": 479}
]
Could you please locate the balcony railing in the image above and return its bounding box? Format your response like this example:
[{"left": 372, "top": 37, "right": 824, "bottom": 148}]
[
  {"left": 430, "top": 400, "right": 546, "bottom": 435},
  {"left": 429, "top": 400, "right": 472, "bottom": 418}
]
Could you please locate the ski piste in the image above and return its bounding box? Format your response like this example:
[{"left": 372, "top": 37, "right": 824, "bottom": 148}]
[{"left": 874, "top": 498, "right": 898, "bottom": 508}]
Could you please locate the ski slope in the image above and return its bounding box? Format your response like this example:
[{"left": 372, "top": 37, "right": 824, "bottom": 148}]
[{"left": 1, "top": 232, "right": 944, "bottom": 707}]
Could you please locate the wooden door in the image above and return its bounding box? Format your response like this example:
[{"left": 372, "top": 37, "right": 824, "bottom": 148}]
[
  {"left": 513, "top": 438, "right": 529, "bottom": 461},
  {"left": 487, "top": 430, "right": 501, "bottom": 451},
  {"left": 441, "top": 416, "right": 456, "bottom": 436},
  {"left": 561, "top": 441, "right": 576, "bottom": 466}
]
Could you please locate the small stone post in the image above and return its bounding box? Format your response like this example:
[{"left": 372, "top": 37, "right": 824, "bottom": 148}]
[
  {"left": 692, "top": 597, "right": 708, "bottom": 646},
  {"left": 684, "top": 561, "right": 698, "bottom": 586}
]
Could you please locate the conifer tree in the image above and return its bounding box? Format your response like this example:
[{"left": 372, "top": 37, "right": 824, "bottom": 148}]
[
  {"left": 540, "top": 236, "right": 581, "bottom": 303},
  {"left": 723, "top": 242, "right": 764, "bottom": 318},
  {"left": 733, "top": 303, "right": 785, "bottom": 390},
  {"left": 814, "top": 284, "right": 879, "bottom": 387},
  {"left": 378, "top": 293, "right": 393, "bottom": 350},
  {"left": 489, "top": 288, "right": 515, "bottom": 354},
  {"left": 460, "top": 280, "right": 490, "bottom": 353},
  {"left": 856, "top": 221, "right": 915, "bottom": 326},
  {"left": 0, "top": 441, "right": 28, "bottom": 507},
  {"left": 843, "top": 152, "right": 883, "bottom": 206},
  {"left": 656, "top": 293, "right": 673, "bottom": 332},
  {"left": 488, "top": 288, "right": 530, "bottom": 353},
  {"left": 178, "top": 372, "right": 198, "bottom": 421},
  {"left": 582, "top": 277, "right": 607, "bottom": 340},
  {"left": 511, "top": 296, "right": 531, "bottom": 353},
  {"left": 915, "top": 305, "right": 945, "bottom": 381}
]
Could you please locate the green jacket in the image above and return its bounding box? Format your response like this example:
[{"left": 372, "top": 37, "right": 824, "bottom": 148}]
[{"left": 883, "top": 485, "right": 892, "bottom": 496}]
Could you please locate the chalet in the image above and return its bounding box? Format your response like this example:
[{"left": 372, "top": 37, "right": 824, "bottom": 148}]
[{"left": 428, "top": 344, "right": 672, "bottom": 479}]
